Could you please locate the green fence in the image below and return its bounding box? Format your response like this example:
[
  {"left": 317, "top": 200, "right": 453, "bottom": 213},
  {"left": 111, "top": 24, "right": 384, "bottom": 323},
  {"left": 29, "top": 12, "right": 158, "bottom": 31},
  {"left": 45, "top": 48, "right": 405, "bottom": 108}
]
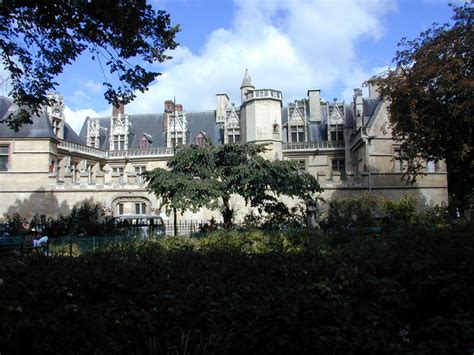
[{"left": 49, "top": 235, "right": 152, "bottom": 256}]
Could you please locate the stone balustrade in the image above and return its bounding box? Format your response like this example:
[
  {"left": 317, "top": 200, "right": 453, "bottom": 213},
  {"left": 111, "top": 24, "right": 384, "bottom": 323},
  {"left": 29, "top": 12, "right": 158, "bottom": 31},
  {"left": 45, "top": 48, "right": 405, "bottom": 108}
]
[
  {"left": 59, "top": 141, "right": 174, "bottom": 159},
  {"left": 244, "top": 89, "right": 282, "bottom": 102},
  {"left": 59, "top": 140, "right": 108, "bottom": 158},
  {"left": 283, "top": 141, "right": 345, "bottom": 151}
]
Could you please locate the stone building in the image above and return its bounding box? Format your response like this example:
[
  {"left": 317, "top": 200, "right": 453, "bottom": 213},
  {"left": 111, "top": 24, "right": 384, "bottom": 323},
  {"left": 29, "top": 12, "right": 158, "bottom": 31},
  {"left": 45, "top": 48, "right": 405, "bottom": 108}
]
[{"left": 0, "top": 71, "right": 448, "bottom": 222}]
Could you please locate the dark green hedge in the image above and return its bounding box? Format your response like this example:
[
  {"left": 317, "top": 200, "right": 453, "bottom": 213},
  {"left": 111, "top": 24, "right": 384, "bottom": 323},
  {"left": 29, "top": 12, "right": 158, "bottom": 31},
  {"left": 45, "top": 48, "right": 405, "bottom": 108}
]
[{"left": 0, "top": 224, "right": 473, "bottom": 353}]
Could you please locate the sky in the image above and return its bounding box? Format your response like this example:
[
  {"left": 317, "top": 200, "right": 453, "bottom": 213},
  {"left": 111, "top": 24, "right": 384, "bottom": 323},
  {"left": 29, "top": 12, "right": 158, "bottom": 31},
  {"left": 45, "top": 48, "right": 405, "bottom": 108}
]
[{"left": 0, "top": 0, "right": 461, "bottom": 133}]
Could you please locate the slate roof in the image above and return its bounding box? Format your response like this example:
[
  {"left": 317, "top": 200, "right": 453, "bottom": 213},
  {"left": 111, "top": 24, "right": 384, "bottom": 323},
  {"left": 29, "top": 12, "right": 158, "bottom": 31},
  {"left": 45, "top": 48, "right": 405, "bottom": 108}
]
[
  {"left": 0, "top": 97, "right": 57, "bottom": 140},
  {"left": 81, "top": 110, "right": 222, "bottom": 150},
  {"left": 240, "top": 69, "right": 254, "bottom": 89},
  {"left": 0, "top": 96, "right": 85, "bottom": 143},
  {"left": 363, "top": 98, "right": 382, "bottom": 128}
]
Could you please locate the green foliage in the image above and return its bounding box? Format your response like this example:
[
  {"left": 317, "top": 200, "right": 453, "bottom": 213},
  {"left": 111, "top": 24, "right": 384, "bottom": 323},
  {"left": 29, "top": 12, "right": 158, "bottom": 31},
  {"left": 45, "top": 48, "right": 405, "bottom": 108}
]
[
  {"left": 326, "top": 194, "right": 385, "bottom": 230},
  {"left": 382, "top": 195, "right": 417, "bottom": 230},
  {"left": 0, "top": 224, "right": 473, "bottom": 353},
  {"left": 325, "top": 194, "right": 447, "bottom": 232},
  {"left": 144, "top": 143, "right": 321, "bottom": 227},
  {"left": 0, "top": 1, "right": 179, "bottom": 129},
  {"left": 376, "top": 3, "right": 474, "bottom": 213},
  {"left": 4, "top": 213, "right": 23, "bottom": 235}
]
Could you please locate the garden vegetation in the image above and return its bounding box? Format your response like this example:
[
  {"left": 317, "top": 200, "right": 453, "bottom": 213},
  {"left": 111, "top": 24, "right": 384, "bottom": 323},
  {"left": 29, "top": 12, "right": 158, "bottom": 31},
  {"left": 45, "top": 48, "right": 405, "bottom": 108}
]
[{"left": 0, "top": 215, "right": 473, "bottom": 353}]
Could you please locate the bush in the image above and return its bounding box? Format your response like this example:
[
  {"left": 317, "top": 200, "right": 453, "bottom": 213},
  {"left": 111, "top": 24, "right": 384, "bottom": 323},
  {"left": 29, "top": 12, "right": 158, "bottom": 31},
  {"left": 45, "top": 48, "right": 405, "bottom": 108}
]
[{"left": 0, "top": 225, "right": 473, "bottom": 353}]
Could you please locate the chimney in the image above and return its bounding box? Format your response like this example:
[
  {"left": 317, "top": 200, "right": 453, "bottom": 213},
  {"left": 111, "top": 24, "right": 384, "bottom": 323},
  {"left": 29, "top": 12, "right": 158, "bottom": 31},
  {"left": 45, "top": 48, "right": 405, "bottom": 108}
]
[
  {"left": 112, "top": 102, "right": 124, "bottom": 116},
  {"left": 366, "top": 76, "right": 381, "bottom": 98},
  {"left": 216, "top": 93, "right": 229, "bottom": 123},
  {"left": 164, "top": 100, "right": 174, "bottom": 113},
  {"left": 353, "top": 88, "right": 363, "bottom": 129},
  {"left": 307, "top": 90, "right": 321, "bottom": 122}
]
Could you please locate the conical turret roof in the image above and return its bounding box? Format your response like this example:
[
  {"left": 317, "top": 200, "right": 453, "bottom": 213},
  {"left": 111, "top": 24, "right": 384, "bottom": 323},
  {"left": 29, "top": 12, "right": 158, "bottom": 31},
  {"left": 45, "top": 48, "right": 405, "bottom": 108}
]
[{"left": 240, "top": 69, "right": 254, "bottom": 89}]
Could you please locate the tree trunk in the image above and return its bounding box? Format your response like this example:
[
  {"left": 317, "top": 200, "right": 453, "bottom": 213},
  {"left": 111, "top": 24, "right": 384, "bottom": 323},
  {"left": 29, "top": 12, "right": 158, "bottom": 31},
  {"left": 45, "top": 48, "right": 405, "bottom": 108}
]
[{"left": 221, "top": 196, "right": 234, "bottom": 229}]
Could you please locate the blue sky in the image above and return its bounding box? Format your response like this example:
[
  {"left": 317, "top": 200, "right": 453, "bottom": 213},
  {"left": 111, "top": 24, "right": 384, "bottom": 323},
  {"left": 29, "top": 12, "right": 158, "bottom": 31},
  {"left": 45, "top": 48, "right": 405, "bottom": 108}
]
[{"left": 1, "top": 0, "right": 459, "bottom": 132}]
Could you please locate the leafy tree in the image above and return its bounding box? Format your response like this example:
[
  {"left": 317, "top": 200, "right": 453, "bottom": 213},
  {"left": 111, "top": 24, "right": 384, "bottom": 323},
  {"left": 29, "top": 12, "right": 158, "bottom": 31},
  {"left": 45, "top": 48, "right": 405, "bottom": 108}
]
[
  {"left": 0, "top": 1, "right": 179, "bottom": 129},
  {"left": 143, "top": 143, "right": 322, "bottom": 228},
  {"left": 376, "top": 3, "right": 473, "bottom": 213}
]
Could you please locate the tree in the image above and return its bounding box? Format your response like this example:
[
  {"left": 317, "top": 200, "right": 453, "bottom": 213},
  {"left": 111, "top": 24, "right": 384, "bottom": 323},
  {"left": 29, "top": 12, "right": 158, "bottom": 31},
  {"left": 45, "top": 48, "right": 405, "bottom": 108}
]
[
  {"left": 376, "top": 3, "right": 473, "bottom": 213},
  {"left": 0, "top": 1, "right": 179, "bottom": 130},
  {"left": 143, "top": 143, "right": 322, "bottom": 228}
]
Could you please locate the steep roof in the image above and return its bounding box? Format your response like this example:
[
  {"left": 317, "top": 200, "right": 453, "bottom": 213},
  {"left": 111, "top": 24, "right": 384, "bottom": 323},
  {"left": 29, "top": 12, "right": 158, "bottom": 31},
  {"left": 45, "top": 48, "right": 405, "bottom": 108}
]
[
  {"left": 81, "top": 110, "right": 222, "bottom": 150},
  {"left": 240, "top": 69, "right": 254, "bottom": 89},
  {"left": 0, "top": 97, "right": 57, "bottom": 140}
]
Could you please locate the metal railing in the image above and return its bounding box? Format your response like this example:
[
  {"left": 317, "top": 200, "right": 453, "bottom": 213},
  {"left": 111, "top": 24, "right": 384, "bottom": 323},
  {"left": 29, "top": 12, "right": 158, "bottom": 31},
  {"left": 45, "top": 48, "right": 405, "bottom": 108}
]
[{"left": 283, "top": 141, "right": 345, "bottom": 151}]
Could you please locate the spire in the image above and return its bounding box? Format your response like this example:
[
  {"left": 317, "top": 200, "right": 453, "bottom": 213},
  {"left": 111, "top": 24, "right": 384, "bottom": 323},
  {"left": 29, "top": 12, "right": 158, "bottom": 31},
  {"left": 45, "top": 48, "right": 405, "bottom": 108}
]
[{"left": 240, "top": 69, "right": 254, "bottom": 89}]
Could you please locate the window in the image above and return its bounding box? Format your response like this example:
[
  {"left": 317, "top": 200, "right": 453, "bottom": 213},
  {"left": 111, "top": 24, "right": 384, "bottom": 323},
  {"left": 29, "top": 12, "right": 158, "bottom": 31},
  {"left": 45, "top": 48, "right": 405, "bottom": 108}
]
[
  {"left": 0, "top": 145, "right": 9, "bottom": 171},
  {"left": 139, "top": 136, "right": 150, "bottom": 149},
  {"left": 195, "top": 132, "right": 206, "bottom": 146},
  {"left": 228, "top": 128, "right": 240, "bottom": 143},
  {"left": 135, "top": 166, "right": 146, "bottom": 184},
  {"left": 118, "top": 203, "right": 124, "bottom": 215},
  {"left": 86, "top": 165, "right": 93, "bottom": 184},
  {"left": 290, "top": 125, "right": 305, "bottom": 142},
  {"left": 332, "top": 159, "right": 346, "bottom": 178},
  {"left": 113, "top": 134, "right": 125, "bottom": 150},
  {"left": 426, "top": 160, "right": 440, "bottom": 173},
  {"left": 171, "top": 136, "right": 183, "bottom": 147},
  {"left": 330, "top": 124, "right": 344, "bottom": 141},
  {"left": 71, "top": 163, "right": 79, "bottom": 182},
  {"left": 135, "top": 202, "right": 147, "bottom": 214},
  {"left": 293, "top": 160, "right": 306, "bottom": 172},
  {"left": 393, "top": 147, "right": 405, "bottom": 172},
  {"left": 113, "top": 167, "right": 124, "bottom": 184}
]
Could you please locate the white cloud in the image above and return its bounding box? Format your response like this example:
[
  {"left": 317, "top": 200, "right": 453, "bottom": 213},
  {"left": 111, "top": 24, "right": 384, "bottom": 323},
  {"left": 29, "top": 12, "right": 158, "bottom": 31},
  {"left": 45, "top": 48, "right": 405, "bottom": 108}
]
[
  {"left": 127, "top": 0, "right": 395, "bottom": 114},
  {"left": 64, "top": 106, "right": 109, "bottom": 134}
]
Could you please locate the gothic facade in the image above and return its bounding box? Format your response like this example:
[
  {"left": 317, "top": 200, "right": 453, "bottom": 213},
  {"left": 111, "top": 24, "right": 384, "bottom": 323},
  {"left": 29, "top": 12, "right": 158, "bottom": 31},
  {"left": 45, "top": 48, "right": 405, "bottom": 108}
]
[{"left": 0, "top": 71, "right": 448, "bottom": 222}]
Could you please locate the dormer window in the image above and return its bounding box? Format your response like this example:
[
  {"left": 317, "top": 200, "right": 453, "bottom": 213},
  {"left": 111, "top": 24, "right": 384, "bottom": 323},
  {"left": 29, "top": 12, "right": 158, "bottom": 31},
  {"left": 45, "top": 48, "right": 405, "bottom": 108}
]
[
  {"left": 195, "top": 132, "right": 207, "bottom": 146},
  {"left": 290, "top": 125, "right": 305, "bottom": 142},
  {"left": 113, "top": 134, "right": 125, "bottom": 150},
  {"left": 330, "top": 124, "right": 344, "bottom": 141},
  {"left": 139, "top": 134, "right": 151, "bottom": 149}
]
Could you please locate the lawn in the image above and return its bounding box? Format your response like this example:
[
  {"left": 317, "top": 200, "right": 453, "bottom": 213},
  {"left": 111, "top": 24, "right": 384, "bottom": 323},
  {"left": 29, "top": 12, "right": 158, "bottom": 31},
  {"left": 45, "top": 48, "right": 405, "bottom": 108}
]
[{"left": 1, "top": 224, "right": 473, "bottom": 353}]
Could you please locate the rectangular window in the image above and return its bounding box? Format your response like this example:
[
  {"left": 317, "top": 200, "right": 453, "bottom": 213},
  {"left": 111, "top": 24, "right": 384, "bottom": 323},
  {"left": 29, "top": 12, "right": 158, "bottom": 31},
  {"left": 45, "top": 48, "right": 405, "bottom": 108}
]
[
  {"left": 135, "top": 166, "right": 146, "bottom": 184},
  {"left": 393, "top": 147, "right": 405, "bottom": 172},
  {"left": 293, "top": 160, "right": 306, "bottom": 172},
  {"left": 290, "top": 126, "right": 305, "bottom": 142},
  {"left": 330, "top": 125, "right": 344, "bottom": 141},
  {"left": 426, "top": 160, "right": 437, "bottom": 173},
  {"left": 113, "top": 135, "right": 125, "bottom": 150},
  {"left": 118, "top": 203, "right": 124, "bottom": 215},
  {"left": 332, "top": 159, "right": 346, "bottom": 178},
  {"left": 113, "top": 167, "right": 124, "bottom": 184},
  {"left": 0, "top": 145, "right": 9, "bottom": 171},
  {"left": 228, "top": 129, "right": 240, "bottom": 143},
  {"left": 135, "top": 202, "right": 146, "bottom": 214}
]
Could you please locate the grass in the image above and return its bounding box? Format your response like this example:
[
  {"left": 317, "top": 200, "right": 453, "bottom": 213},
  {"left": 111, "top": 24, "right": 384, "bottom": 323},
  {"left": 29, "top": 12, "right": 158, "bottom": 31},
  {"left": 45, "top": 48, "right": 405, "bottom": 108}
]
[{"left": 0, "top": 224, "right": 473, "bottom": 353}]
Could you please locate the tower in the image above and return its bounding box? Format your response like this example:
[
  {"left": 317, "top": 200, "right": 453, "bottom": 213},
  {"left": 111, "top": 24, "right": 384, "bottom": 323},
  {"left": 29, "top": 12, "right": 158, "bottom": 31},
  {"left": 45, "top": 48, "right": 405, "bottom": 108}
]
[
  {"left": 239, "top": 70, "right": 283, "bottom": 160},
  {"left": 240, "top": 69, "right": 255, "bottom": 104}
]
